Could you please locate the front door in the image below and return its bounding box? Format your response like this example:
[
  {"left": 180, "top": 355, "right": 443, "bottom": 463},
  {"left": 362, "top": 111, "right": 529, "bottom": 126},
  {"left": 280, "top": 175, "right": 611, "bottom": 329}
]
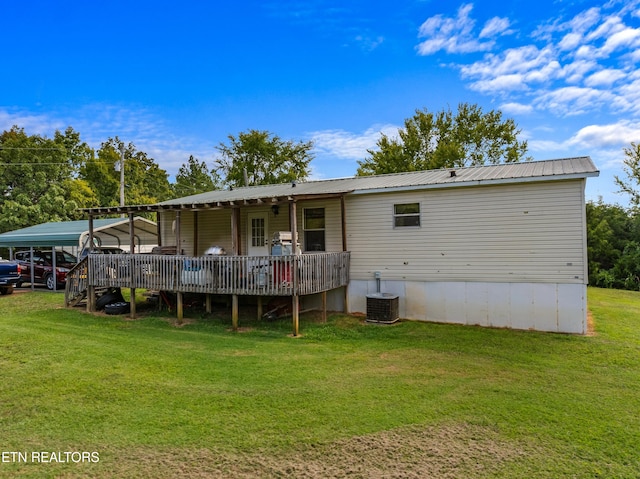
[{"left": 247, "top": 212, "right": 269, "bottom": 256}]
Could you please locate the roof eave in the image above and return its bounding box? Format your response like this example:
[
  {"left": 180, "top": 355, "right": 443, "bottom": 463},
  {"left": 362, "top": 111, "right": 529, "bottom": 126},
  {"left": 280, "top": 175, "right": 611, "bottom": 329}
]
[{"left": 349, "top": 171, "right": 600, "bottom": 196}]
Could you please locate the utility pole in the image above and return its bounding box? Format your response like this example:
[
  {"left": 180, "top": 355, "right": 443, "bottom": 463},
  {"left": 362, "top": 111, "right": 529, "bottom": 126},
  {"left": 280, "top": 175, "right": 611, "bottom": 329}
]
[{"left": 119, "top": 144, "right": 125, "bottom": 217}]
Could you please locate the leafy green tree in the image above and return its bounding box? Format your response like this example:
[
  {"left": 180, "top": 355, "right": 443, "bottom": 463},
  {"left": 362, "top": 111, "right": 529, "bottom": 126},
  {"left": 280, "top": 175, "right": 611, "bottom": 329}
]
[
  {"left": 82, "top": 138, "right": 171, "bottom": 207},
  {"left": 172, "top": 155, "right": 221, "bottom": 197},
  {"left": 614, "top": 142, "right": 640, "bottom": 207},
  {"left": 0, "top": 126, "right": 80, "bottom": 231},
  {"left": 215, "top": 130, "right": 313, "bottom": 188},
  {"left": 357, "top": 103, "right": 530, "bottom": 176}
]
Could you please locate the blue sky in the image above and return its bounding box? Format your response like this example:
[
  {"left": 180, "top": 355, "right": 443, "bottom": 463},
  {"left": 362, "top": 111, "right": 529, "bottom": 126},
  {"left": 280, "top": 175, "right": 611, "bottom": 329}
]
[{"left": 2, "top": 0, "right": 640, "bottom": 205}]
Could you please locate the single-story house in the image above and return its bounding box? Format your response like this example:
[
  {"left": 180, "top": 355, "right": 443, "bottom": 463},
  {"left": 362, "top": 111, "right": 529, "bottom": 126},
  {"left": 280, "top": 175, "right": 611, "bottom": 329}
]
[{"left": 74, "top": 157, "right": 599, "bottom": 334}]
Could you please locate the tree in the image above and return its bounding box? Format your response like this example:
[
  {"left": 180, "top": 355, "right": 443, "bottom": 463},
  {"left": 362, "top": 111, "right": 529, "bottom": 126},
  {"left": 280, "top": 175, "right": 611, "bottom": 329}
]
[
  {"left": 0, "top": 126, "right": 80, "bottom": 232},
  {"left": 215, "top": 130, "right": 314, "bottom": 188},
  {"left": 356, "top": 103, "right": 530, "bottom": 176},
  {"left": 81, "top": 138, "right": 171, "bottom": 207},
  {"left": 172, "top": 155, "right": 221, "bottom": 198},
  {"left": 614, "top": 142, "right": 640, "bottom": 207}
]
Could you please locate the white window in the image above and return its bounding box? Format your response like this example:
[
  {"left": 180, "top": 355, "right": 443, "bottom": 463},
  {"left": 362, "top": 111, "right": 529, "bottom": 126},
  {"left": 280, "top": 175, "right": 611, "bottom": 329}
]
[{"left": 393, "top": 203, "right": 420, "bottom": 227}]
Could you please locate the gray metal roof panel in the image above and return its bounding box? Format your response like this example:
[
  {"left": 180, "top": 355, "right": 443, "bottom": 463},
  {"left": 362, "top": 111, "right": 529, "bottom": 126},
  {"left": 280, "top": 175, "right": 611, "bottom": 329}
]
[{"left": 159, "top": 157, "right": 598, "bottom": 207}]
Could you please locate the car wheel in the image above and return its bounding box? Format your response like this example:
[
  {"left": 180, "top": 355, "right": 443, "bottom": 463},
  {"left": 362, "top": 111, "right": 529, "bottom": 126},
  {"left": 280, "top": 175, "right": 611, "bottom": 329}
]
[
  {"left": 0, "top": 286, "right": 14, "bottom": 295},
  {"left": 45, "top": 274, "right": 55, "bottom": 290},
  {"left": 15, "top": 280, "right": 23, "bottom": 288}
]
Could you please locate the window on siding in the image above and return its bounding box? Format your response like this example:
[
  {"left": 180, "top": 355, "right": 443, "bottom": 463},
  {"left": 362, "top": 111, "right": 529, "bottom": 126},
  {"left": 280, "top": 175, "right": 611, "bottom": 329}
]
[
  {"left": 393, "top": 203, "right": 420, "bottom": 227},
  {"left": 304, "top": 207, "right": 325, "bottom": 251}
]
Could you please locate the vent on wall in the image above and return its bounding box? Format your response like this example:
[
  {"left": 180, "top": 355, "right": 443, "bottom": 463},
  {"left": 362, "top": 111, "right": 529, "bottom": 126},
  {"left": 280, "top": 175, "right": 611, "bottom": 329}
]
[{"left": 366, "top": 293, "right": 399, "bottom": 324}]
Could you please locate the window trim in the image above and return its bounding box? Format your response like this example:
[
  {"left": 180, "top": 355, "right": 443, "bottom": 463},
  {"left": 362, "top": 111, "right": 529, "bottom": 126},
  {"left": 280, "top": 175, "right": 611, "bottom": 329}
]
[{"left": 393, "top": 202, "right": 421, "bottom": 228}]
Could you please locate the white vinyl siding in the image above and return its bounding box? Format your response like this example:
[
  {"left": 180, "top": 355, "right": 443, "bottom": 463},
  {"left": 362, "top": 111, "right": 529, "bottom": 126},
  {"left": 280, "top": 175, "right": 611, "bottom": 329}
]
[
  {"left": 197, "top": 209, "right": 233, "bottom": 255},
  {"left": 345, "top": 179, "right": 587, "bottom": 284}
]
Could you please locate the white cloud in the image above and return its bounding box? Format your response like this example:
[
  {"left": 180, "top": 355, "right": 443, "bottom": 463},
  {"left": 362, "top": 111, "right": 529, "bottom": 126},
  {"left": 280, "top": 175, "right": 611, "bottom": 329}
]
[
  {"left": 420, "top": 1, "right": 640, "bottom": 119},
  {"left": 309, "top": 124, "right": 399, "bottom": 160},
  {"left": 584, "top": 68, "right": 627, "bottom": 87},
  {"left": 461, "top": 45, "right": 560, "bottom": 93},
  {"left": 0, "top": 109, "right": 66, "bottom": 136},
  {"left": 499, "top": 102, "right": 534, "bottom": 115},
  {"left": 535, "top": 86, "right": 617, "bottom": 116},
  {"left": 567, "top": 121, "right": 640, "bottom": 148},
  {"left": 417, "top": 4, "right": 496, "bottom": 55},
  {"left": 479, "top": 17, "right": 512, "bottom": 38}
]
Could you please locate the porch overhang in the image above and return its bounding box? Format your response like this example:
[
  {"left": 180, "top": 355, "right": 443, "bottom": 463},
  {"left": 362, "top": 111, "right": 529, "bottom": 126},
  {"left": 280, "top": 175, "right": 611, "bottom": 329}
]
[{"left": 80, "top": 192, "right": 350, "bottom": 216}]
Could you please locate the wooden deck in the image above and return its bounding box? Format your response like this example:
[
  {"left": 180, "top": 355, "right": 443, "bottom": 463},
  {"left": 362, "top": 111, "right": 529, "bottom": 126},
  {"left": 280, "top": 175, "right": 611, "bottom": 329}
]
[{"left": 65, "top": 252, "right": 350, "bottom": 306}]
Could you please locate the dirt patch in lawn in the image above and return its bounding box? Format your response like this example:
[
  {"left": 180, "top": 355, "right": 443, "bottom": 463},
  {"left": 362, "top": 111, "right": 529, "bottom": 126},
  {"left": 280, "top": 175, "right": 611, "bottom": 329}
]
[{"left": 89, "top": 422, "right": 539, "bottom": 478}]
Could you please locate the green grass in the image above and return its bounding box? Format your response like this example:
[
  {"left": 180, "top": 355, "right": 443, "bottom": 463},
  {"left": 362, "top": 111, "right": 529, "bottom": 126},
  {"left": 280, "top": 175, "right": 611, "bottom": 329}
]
[{"left": 0, "top": 288, "right": 639, "bottom": 477}]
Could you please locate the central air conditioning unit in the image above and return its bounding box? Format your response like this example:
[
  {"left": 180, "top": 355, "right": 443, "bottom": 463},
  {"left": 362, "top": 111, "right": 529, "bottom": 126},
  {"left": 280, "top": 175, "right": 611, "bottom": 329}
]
[{"left": 366, "top": 293, "right": 399, "bottom": 324}]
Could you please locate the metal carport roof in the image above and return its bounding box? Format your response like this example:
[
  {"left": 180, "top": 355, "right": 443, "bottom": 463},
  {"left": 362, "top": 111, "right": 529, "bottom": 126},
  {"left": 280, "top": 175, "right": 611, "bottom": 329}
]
[{"left": 0, "top": 217, "right": 158, "bottom": 249}]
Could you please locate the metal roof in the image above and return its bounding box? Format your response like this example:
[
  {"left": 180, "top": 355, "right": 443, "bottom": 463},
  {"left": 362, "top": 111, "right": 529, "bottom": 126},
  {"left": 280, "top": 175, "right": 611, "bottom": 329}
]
[
  {"left": 0, "top": 217, "right": 158, "bottom": 248},
  {"left": 83, "top": 157, "right": 599, "bottom": 214}
]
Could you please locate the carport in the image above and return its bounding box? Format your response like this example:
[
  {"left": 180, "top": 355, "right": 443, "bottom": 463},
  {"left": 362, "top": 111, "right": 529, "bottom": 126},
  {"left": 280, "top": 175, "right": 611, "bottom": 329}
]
[{"left": 0, "top": 217, "right": 158, "bottom": 290}]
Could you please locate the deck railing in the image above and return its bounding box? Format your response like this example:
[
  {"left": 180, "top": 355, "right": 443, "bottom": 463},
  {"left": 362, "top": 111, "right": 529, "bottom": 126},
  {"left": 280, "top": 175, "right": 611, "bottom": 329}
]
[
  {"left": 86, "top": 252, "right": 350, "bottom": 296},
  {"left": 64, "top": 257, "right": 89, "bottom": 307}
]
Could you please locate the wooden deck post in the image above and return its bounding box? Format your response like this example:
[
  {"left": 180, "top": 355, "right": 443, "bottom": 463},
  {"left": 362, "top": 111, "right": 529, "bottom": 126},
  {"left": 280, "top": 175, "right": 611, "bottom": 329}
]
[
  {"left": 130, "top": 288, "right": 136, "bottom": 318},
  {"left": 87, "top": 215, "right": 95, "bottom": 312},
  {"left": 292, "top": 295, "right": 299, "bottom": 336},
  {"left": 129, "top": 213, "right": 136, "bottom": 319},
  {"left": 231, "top": 207, "right": 240, "bottom": 331},
  {"left": 177, "top": 292, "right": 184, "bottom": 324},
  {"left": 322, "top": 290, "right": 327, "bottom": 323},
  {"left": 206, "top": 294, "right": 212, "bottom": 314},
  {"left": 257, "top": 296, "right": 262, "bottom": 320},
  {"left": 232, "top": 294, "right": 239, "bottom": 330}
]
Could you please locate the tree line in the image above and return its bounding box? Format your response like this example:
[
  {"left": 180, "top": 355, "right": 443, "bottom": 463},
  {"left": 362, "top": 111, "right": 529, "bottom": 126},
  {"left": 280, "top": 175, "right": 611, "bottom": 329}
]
[{"left": 2, "top": 103, "right": 640, "bottom": 291}]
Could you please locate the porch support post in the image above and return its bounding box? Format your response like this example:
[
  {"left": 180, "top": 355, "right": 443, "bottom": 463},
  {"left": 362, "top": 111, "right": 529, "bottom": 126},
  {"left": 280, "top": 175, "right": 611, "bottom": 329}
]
[
  {"left": 289, "top": 199, "right": 299, "bottom": 336},
  {"left": 340, "top": 196, "right": 349, "bottom": 314},
  {"left": 87, "top": 215, "right": 95, "bottom": 312},
  {"left": 231, "top": 207, "right": 240, "bottom": 331},
  {"left": 340, "top": 194, "right": 347, "bottom": 252},
  {"left": 156, "top": 211, "right": 162, "bottom": 247},
  {"left": 175, "top": 210, "right": 181, "bottom": 255},
  {"left": 175, "top": 210, "right": 182, "bottom": 324},
  {"left": 129, "top": 213, "right": 136, "bottom": 319}
]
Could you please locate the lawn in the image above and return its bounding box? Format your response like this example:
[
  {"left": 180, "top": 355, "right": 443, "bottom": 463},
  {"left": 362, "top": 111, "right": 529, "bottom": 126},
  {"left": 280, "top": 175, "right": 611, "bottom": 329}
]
[{"left": 0, "top": 287, "right": 638, "bottom": 478}]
